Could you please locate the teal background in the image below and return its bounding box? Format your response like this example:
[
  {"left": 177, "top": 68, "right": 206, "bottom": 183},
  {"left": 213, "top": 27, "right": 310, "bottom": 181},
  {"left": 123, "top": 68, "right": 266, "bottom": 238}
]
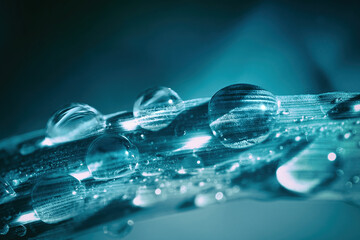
[{"left": 1, "top": 1, "right": 360, "bottom": 239}]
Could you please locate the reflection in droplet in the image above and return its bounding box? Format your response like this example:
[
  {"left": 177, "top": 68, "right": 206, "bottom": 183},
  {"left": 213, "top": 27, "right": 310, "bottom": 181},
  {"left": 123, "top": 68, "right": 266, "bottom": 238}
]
[
  {"left": 133, "top": 87, "right": 185, "bottom": 131},
  {"left": 86, "top": 135, "right": 139, "bottom": 180},
  {"left": 31, "top": 174, "right": 86, "bottom": 224},
  {"left": 46, "top": 103, "right": 105, "bottom": 143},
  {"left": 103, "top": 220, "right": 134, "bottom": 239},
  {"left": 208, "top": 84, "right": 278, "bottom": 149}
]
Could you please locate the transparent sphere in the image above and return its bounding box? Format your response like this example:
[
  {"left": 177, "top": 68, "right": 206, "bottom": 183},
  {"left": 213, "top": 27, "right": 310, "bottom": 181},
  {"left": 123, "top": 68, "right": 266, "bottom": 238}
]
[
  {"left": 86, "top": 135, "right": 139, "bottom": 180},
  {"left": 46, "top": 103, "right": 105, "bottom": 143},
  {"left": 103, "top": 220, "right": 134, "bottom": 238},
  {"left": 208, "top": 84, "right": 278, "bottom": 149},
  {"left": 31, "top": 174, "right": 86, "bottom": 224},
  {"left": 133, "top": 87, "right": 185, "bottom": 131},
  {"left": 276, "top": 151, "right": 339, "bottom": 194}
]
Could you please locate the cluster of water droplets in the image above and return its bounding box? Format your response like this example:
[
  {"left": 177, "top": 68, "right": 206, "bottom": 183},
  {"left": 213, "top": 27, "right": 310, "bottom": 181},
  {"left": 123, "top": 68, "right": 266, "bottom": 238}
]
[{"left": 1, "top": 84, "right": 360, "bottom": 239}]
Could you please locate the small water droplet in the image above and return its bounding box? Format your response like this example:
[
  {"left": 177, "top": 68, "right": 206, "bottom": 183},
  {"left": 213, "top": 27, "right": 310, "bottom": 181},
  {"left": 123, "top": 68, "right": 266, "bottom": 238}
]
[
  {"left": 32, "top": 174, "right": 86, "bottom": 224},
  {"left": 209, "top": 84, "right": 278, "bottom": 149},
  {"left": 336, "top": 169, "right": 344, "bottom": 176},
  {"left": 0, "top": 177, "right": 16, "bottom": 199},
  {"left": 154, "top": 188, "right": 162, "bottom": 195},
  {"left": 86, "top": 135, "right": 139, "bottom": 180},
  {"left": 327, "top": 94, "right": 360, "bottom": 119},
  {"left": 339, "top": 131, "right": 352, "bottom": 140},
  {"left": 175, "top": 154, "right": 204, "bottom": 175},
  {"left": 276, "top": 149, "right": 339, "bottom": 194},
  {"left": 352, "top": 176, "right": 360, "bottom": 184},
  {"left": 345, "top": 181, "right": 353, "bottom": 189},
  {"left": 0, "top": 224, "right": 9, "bottom": 235},
  {"left": 13, "top": 225, "right": 27, "bottom": 237},
  {"left": 215, "top": 192, "right": 224, "bottom": 201},
  {"left": 46, "top": 103, "right": 105, "bottom": 143},
  {"left": 280, "top": 110, "right": 290, "bottom": 115},
  {"left": 327, "top": 152, "right": 337, "bottom": 161},
  {"left": 214, "top": 161, "right": 240, "bottom": 174},
  {"left": 103, "top": 220, "right": 134, "bottom": 239},
  {"left": 133, "top": 87, "right": 185, "bottom": 131}
]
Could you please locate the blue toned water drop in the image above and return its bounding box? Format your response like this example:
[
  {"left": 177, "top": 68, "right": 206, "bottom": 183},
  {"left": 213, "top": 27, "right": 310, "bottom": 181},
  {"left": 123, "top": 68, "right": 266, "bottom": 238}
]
[
  {"left": 86, "top": 135, "right": 139, "bottom": 180},
  {"left": 31, "top": 174, "right": 86, "bottom": 224},
  {"left": 276, "top": 150, "right": 339, "bottom": 194},
  {"left": 103, "top": 220, "right": 134, "bottom": 239},
  {"left": 327, "top": 94, "right": 360, "bottom": 119},
  {"left": 175, "top": 154, "right": 204, "bottom": 175},
  {"left": 133, "top": 87, "right": 185, "bottom": 131},
  {"left": 46, "top": 103, "right": 105, "bottom": 143},
  {"left": 208, "top": 84, "right": 278, "bottom": 149}
]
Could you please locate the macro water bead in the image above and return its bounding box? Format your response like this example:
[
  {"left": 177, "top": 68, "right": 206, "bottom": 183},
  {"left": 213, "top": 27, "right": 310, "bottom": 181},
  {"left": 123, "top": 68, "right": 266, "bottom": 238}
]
[
  {"left": 208, "top": 84, "right": 278, "bottom": 149},
  {"left": 31, "top": 174, "right": 86, "bottom": 224},
  {"left": 86, "top": 135, "right": 139, "bottom": 180},
  {"left": 46, "top": 103, "right": 105, "bottom": 143},
  {"left": 133, "top": 87, "right": 185, "bottom": 131}
]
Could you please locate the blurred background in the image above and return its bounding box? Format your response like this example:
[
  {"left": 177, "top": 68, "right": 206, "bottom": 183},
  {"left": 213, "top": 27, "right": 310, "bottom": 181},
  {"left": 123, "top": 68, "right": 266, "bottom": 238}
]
[{"left": 1, "top": 0, "right": 360, "bottom": 239}]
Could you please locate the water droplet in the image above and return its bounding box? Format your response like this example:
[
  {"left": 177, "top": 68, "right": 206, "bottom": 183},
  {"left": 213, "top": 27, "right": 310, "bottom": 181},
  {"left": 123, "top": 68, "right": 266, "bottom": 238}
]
[
  {"left": 336, "top": 169, "right": 344, "bottom": 176},
  {"left": 154, "top": 188, "right": 162, "bottom": 195},
  {"left": 345, "top": 181, "right": 353, "bottom": 189},
  {"left": 215, "top": 192, "right": 224, "bottom": 201},
  {"left": 13, "top": 225, "right": 26, "bottom": 237},
  {"left": 0, "top": 177, "right": 16, "bottom": 200},
  {"left": 276, "top": 151, "right": 339, "bottom": 194},
  {"left": 133, "top": 87, "right": 185, "bottom": 131},
  {"left": 327, "top": 152, "right": 337, "bottom": 161},
  {"left": 214, "top": 161, "right": 240, "bottom": 174},
  {"left": 46, "top": 103, "right": 105, "bottom": 143},
  {"left": 0, "top": 224, "right": 9, "bottom": 235},
  {"left": 86, "top": 135, "right": 139, "bottom": 180},
  {"left": 132, "top": 187, "right": 164, "bottom": 207},
  {"left": 175, "top": 154, "right": 204, "bottom": 175},
  {"left": 331, "top": 97, "right": 342, "bottom": 104},
  {"left": 327, "top": 94, "right": 360, "bottom": 119},
  {"left": 208, "top": 84, "right": 278, "bottom": 149},
  {"left": 103, "top": 220, "right": 134, "bottom": 239},
  {"left": 31, "top": 174, "right": 86, "bottom": 224},
  {"left": 280, "top": 110, "right": 290, "bottom": 115},
  {"left": 352, "top": 176, "right": 360, "bottom": 184}
]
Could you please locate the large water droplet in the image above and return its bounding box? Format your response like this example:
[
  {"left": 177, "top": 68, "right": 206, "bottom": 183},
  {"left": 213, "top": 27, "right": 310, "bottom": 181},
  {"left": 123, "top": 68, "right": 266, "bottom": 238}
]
[
  {"left": 46, "top": 103, "right": 105, "bottom": 143},
  {"left": 86, "top": 135, "right": 139, "bottom": 180},
  {"left": 103, "top": 220, "right": 134, "bottom": 239},
  {"left": 133, "top": 87, "right": 185, "bottom": 131},
  {"left": 208, "top": 84, "right": 278, "bottom": 149},
  {"left": 327, "top": 94, "right": 360, "bottom": 119},
  {"left": 31, "top": 174, "right": 86, "bottom": 224}
]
